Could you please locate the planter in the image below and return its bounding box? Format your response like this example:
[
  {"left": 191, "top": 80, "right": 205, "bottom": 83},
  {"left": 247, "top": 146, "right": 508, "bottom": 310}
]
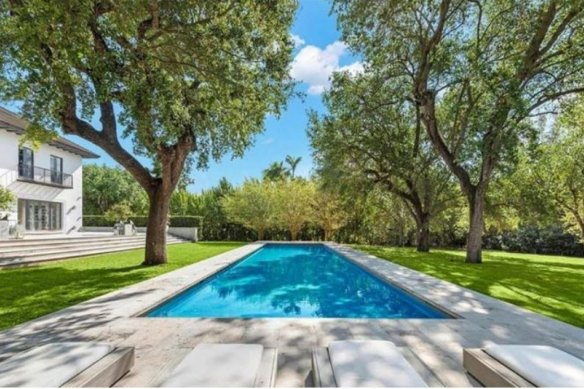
[
  {"left": 123, "top": 223, "right": 136, "bottom": 236},
  {"left": 13, "top": 224, "right": 25, "bottom": 239},
  {"left": 0, "top": 220, "right": 9, "bottom": 240},
  {"left": 168, "top": 227, "right": 199, "bottom": 242}
]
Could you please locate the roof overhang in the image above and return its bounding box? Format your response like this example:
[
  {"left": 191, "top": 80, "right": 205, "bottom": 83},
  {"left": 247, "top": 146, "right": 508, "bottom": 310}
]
[{"left": 0, "top": 108, "right": 100, "bottom": 159}]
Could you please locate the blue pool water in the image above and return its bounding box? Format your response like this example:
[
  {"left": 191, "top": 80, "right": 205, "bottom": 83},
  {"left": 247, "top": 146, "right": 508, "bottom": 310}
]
[{"left": 147, "top": 244, "right": 448, "bottom": 319}]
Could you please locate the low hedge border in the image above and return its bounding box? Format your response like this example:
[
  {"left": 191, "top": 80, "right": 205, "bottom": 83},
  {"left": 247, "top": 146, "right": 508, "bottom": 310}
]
[{"left": 83, "top": 215, "right": 203, "bottom": 228}]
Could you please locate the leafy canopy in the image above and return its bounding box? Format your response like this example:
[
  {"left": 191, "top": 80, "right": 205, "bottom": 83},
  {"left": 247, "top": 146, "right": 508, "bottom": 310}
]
[
  {"left": 0, "top": 187, "right": 15, "bottom": 212},
  {"left": 0, "top": 0, "right": 297, "bottom": 172}
]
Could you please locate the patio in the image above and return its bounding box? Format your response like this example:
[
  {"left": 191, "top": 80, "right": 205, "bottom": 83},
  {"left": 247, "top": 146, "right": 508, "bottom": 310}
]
[{"left": 0, "top": 243, "right": 582, "bottom": 387}]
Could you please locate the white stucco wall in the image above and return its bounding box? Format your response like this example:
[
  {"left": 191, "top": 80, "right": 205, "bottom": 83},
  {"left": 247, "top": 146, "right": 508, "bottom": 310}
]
[{"left": 0, "top": 129, "right": 83, "bottom": 234}]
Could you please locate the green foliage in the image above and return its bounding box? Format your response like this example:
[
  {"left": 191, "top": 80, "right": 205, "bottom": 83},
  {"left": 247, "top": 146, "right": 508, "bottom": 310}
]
[
  {"left": 263, "top": 161, "right": 290, "bottom": 181},
  {"left": 355, "top": 246, "right": 584, "bottom": 328},
  {"left": 262, "top": 155, "right": 302, "bottom": 181},
  {"left": 0, "top": 0, "right": 297, "bottom": 168},
  {"left": 168, "top": 216, "right": 203, "bottom": 228},
  {"left": 82, "top": 215, "right": 116, "bottom": 227},
  {"left": 222, "top": 178, "right": 321, "bottom": 241},
  {"left": 273, "top": 179, "right": 316, "bottom": 240},
  {"left": 308, "top": 71, "right": 460, "bottom": 250},
  {"left": 483, "top": 225, "right": 583, "bottom": 257},
  {"left": 311, "top": 188, "right": 348, "bottom": 241},
  {"left": 1, "top": 0, "right": 297, "bottom": 263},
  {"left": 83, "top": 164, "right": 148, "bottom": 215},
  {"left": 285, "top": 155, "right": 302, "bottom": 178},
  {"left": 222, "top": 180, "right": 277, "bottom": 239},
  {"left": 0, "top": 187, "right": 15, "bottom": 212},
  {"left": 168, "top": 178, "right": 233, "bottom": 239},
  {"left": 104, "top": 202, "right": 133, "bottom": 222},
  {"left": 83, "top": 215, "right": 202, "bottom": 228},
  {"left": 0, "top": 242, "right": 244, "bottom": 330},
  {"left": 333, "top": 0, "right": 584, "bottom": 262}
]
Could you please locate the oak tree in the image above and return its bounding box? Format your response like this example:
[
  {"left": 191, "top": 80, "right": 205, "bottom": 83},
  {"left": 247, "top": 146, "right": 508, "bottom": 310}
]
[
  {"left": 309, "top": 72, "right": 458, "bottom": 252},
  {"left": 0, "top": 0, "right": 296, "bottom": 264},
  {"left": 334, "top": 0, "right": 584, "bottom": 262}
]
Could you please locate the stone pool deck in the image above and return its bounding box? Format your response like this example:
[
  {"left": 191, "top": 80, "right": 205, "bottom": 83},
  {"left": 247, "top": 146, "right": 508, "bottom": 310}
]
[{"left": 1, "top": 242, "right": 583, "bottom": 387}]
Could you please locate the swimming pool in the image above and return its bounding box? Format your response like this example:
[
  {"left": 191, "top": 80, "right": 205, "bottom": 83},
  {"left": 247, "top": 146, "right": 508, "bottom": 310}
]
[{"left": 147, "top": 244, "right": 448, "bottom": 319}]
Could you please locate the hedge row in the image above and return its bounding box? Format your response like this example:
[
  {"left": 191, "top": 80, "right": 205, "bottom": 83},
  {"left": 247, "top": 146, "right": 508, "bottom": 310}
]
[
  {"left": 83, "top": 215, "right": 203, "bottom": 228},
  {"left": 483, "top": 225, "right": 584, "bottom": 257}
]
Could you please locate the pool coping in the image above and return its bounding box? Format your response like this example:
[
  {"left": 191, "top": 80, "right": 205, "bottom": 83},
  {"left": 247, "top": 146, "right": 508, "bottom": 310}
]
[{"left": 136, "top": 241, "right": 459, "bottom": 320}]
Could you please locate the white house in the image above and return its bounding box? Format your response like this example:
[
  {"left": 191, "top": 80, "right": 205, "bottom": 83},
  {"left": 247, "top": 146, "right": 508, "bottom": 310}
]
[{"left": 0, "top": 107, "right": 99, "bottom": 235}]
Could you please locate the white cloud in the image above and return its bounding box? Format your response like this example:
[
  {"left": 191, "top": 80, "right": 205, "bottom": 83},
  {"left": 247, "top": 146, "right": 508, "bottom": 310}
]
[
  {"left": 290, "top": 34, "right": 305, "bottom": 48},
  {"left": 289, "top": 41, "right": 363, "bottom": 94}
]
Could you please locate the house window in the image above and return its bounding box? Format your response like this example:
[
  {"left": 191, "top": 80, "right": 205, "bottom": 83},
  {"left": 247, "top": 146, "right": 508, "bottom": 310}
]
[
  {"left": 18, "top": 147, "right": 34, "bottom": 179},
  {"left": 50, "top": 155, "right": 63, "bottom": 185}
]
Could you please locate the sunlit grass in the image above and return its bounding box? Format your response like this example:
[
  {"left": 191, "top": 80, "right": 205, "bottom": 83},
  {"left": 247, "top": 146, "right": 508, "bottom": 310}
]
[
  {"left": 353, "top": 246, "right": 584, "bottom": 328},
  {"left": 0, "top": 242, "right": 244, "bottom": 330}
]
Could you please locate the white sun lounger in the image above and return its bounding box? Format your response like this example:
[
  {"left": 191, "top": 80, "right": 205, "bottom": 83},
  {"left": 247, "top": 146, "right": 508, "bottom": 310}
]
[
  {"left": 312, "top": 340, "right": 430, "bottom": 387},
  {"left": 463, "top": 345, "right": 584, "bottom": 387},
  {"left": 160, "top": 343, "right": 278, "bottom": 387},
  {"left": 0, "top": 342, "right": 134, "bottom": 387}
]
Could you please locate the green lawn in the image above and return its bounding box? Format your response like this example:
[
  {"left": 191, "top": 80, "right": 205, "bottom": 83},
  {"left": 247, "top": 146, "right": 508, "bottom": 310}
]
[
  {"left": 354, "top": 246, "right": 584, "bottom": 328},
  {"left": 0, "top": 242, "right": 244, "bottom": 330}
]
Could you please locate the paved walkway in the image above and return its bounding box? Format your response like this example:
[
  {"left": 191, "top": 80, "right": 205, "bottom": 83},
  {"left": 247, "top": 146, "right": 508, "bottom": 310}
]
[{"left": 1, "top": 243, "right": 583, "bottom": 386}]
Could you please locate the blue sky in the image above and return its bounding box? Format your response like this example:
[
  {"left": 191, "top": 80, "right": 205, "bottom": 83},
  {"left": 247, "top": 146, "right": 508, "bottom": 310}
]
[{"left": 5, "top": 0, "right": 363, "bottom": 193}]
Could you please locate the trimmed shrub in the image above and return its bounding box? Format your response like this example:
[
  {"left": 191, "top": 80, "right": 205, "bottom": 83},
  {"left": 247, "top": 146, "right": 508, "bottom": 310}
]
[
  {"left": 483, "top": 225, "right": 584, "bottom": 257},
  {"left": 169, "top": 216, "right": 203, "bottom": 228},
  {"left": 83, "top": 215, "right": 203, "bottom": 228}
]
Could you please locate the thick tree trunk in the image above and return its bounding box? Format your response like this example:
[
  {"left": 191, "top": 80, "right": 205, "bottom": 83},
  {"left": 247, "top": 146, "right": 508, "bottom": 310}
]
[
  {"left": 571, "top": 212, "right": 584, "bottom": 243},
  {"left": 290, "top": 228, "right": 299, "bottom": 241},
  {"left": 143, "top": 185, "right": 172, "bottom": 266},
  {"left": 257, "top": 228, "right": 265, "bottom": 241},
  {"left": 466, "top": 190, "right": 485, "bottom": 264},
  {"left": 324, "top": 228, "right": 331, "bottom": 241},
  {"left": 416, "top": 216, "right": 431, "bottom": 252}
]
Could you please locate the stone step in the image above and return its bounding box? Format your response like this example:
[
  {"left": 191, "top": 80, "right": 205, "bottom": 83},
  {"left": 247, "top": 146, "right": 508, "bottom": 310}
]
[
  {"left": 0, "top": 234, "right": 149, "bottom": 248},
  {"left": 0, "top": 238, "right": 188, "bottom": 268},
  {"left": 0, "top": 236, "right": 148, "bottom": 253},
  {"left": 0, "top": 236, "right": 184, "bottom": 258}
]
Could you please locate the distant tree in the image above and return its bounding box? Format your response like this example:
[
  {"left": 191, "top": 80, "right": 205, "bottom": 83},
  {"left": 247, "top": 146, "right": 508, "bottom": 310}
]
[
  {"left": 105, "top": 202, "right": 133, "bottom": 223},
  {"left": 363, "top": 189, "right": 417, "bottom": 246},
  {"left": 335, "top": 0, "right": 584, "bottom": 263},
  {"left": 312, "top": 189, "right": 347, "bottom": 241},
  {"left": 309, "top": 72, "right": 459, "bottom": 252},
  {"left": 1, "top": 1, "right": 296, "bottom": 264},
  {"left": 222, "top": 180, "right": 276, "bottom": 240},
  {"left": 274, "top": 179, "right": 315, "bottom": 240},
  {"left": 527, "top": 99, "right": 584, "bottom": 241},
  {"left": 83, "top": 164, "right": 148, "bottom": 215},
  {"left": 0, "top": 187, "right": 15, "bottom": 216},
  {"left": 263, "top": 161, "right": 290, "bottom": 181},
  {"left": 285, "top": 155, "right": 302, "bottom": 178},
  {"left": 170, "top": 189, "right": 193, "bottom": 216}
]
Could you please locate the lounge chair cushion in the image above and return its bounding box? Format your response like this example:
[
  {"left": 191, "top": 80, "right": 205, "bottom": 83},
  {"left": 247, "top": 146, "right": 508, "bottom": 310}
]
[
  {"left": 328, "top": 340, "right": 427, "bottom": 387},
  {"left": 0, "top": 342, "right": 114, "bottom": 387},
  {"left": 161, "top": 343, "right": 264, "bottom": 387},
  {"left": 485, "top": 345, "right": 584, "bottom": 387}
]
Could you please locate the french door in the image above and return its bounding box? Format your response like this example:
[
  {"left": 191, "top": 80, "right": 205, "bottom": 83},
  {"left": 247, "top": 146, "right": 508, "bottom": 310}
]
[{"left": 17, "top": 199, "right": 62, "bottom": 231}]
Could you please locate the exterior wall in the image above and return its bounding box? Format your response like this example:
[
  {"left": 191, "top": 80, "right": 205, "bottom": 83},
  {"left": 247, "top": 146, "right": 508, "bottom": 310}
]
[
  {"left": 0, "top": 129, "right": 83, "bottom": 234},
  {"left": 81, "top": 226, "right": 198, "bottom": 241}
]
